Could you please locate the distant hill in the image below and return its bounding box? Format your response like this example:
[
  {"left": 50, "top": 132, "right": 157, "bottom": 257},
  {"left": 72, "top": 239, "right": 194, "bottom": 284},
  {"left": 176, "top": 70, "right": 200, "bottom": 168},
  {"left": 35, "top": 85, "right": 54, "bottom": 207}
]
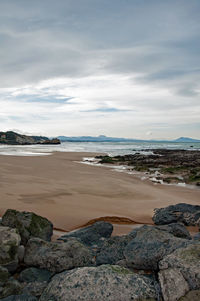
[
  {"left": 173, "top": 137, "right": 200, "bottom": 143},
  {"left": 0, "top": 131, "right": 60, "bottom": 145},
  {"left": 58, "top": 135, "right": 200, "bottom": 143}
]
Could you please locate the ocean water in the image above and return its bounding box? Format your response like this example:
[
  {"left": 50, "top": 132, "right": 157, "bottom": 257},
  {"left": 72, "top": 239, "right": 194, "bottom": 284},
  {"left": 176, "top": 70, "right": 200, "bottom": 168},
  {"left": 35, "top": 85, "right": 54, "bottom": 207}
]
[{"left": 0, "top": 141, "right": 200, "bottom": 156}]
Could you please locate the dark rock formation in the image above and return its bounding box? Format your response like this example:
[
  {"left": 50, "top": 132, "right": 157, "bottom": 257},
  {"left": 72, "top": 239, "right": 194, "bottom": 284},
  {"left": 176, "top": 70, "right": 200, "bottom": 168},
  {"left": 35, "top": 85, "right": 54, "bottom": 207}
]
[
  {"left": 0, "top": 131, "right": 60, "bottom": 145},
  {"left": 40, "top": 265, "right": 158, "bottom": 301},
  {"left": 24, "top": 238, "right": 93, "bottom": 273},
  {"left": 156, "top": 223, "right": 191, "bottom": 239},
  {"left": 19, "top": 268, "right": 52, "bottom": 283},
  {"left": 1, "top": 209, "right": 53, "bottom": 245},
  {"left": 124, "top": 225, "right": 192, "bottom": 270},
  {"left": 152, "top": 203, "right": 200, "bottom": 226},
  {"left": 58, "top": 221, "right": 113, "bottom": 247}
]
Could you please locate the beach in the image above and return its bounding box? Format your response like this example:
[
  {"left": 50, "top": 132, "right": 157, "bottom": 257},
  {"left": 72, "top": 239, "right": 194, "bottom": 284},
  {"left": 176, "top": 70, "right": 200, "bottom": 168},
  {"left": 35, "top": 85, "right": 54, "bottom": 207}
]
[{"left": 0, "top": 151, "right": 199, "bottom": 235}]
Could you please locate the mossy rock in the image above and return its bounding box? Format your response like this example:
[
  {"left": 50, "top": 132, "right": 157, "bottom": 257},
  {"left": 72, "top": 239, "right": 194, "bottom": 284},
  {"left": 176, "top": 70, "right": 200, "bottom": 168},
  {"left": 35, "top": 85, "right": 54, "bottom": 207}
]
[{"left": 2, "top": 210, "right": 53, "bottom": 245}]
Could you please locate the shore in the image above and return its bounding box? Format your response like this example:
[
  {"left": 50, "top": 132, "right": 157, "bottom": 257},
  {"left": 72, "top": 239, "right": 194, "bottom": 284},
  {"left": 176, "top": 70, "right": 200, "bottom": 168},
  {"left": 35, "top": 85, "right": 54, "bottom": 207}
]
[{"left": 0, "top": 151, "right": 199, "bottom": 235}]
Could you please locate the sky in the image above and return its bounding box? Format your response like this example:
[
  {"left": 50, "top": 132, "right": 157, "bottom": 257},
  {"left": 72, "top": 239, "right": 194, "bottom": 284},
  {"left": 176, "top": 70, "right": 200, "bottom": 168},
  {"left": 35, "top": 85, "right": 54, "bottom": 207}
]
[{"left": 0, "top": 0, "right": 200, "bottom": 139}]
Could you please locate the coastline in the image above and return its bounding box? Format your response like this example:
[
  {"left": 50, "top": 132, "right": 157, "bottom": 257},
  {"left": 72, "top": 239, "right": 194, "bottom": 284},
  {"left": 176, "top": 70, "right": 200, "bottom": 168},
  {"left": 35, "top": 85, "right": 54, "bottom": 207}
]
[{"left": 0, "top": 151, "right": 199, "bottom": 235}]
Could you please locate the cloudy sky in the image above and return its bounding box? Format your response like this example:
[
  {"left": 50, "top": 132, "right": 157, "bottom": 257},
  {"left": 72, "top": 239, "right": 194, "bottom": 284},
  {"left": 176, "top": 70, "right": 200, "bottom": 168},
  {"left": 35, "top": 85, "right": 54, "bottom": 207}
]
[{"left": 0, "top": 0, "right": 200, "bottom": 139}]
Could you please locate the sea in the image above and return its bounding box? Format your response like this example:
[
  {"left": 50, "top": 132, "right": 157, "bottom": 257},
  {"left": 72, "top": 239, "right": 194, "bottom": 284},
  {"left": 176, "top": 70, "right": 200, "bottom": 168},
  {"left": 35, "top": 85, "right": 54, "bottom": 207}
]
[{"left": 0, "top": 141, "right": 200, "bottom": 156}]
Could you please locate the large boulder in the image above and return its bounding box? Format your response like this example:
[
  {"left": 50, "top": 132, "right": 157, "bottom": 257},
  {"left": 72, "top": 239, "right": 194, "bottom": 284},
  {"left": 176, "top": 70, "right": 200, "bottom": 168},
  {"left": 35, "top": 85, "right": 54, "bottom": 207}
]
[
  {"left": 1, "top": 210, "right": 53, "bottom": 245},
  {"left": 152, "top": 203, "right": 200, "bottom": 226},
  {"left": 124, "top": 225, "right": 191, "bottom": 270},
  {"left": 24, "top": 238, "right": 93, "bottom": 273},
  {"left": 179, "top": 290, "right": 200, "bottom": 301},
  {"left": 0, "top": 227, "right": 21, "bottom": 272},
  {"left": 0, "top": 278, "right": 22, "bottom": 299},
  {"left": 156, "top": 223, "right": 191, "bottom": 239},
  {"left": 159, "top": 243, "right": 200, "bottom": 294},
  {"left": 58, "top": 221, "right": 113, "bottom": 247},
  {"left": 96, "top": 235, "right": 132, "bottom": 265},
  {"left": 40, "top": 265, "right": 158, "bottom": 301}
]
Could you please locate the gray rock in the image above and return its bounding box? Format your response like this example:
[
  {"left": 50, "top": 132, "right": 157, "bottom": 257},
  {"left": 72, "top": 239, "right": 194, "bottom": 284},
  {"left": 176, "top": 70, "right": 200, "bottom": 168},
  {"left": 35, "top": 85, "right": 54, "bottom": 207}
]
[
  {"left": 159, "top": 243, "right": 200, "bottom": 291},
  {"left": 96, "top": 235, "right": 132, "bottom": 265},
  {"left": 22, "top": 281, "right": 47, "bottom": 298},
  {"left": 17, "top": 246, "right": 25, "bottom": 263},
  {"left": 24, "top": 237, "right": 93, "bottom": 273},
  {"left": 0, "top": 294, "right": 38, "bottom": 301},
  {"left": 158, "top": 268, "right": 189, "bottom": 301},
  {"left": 19, "top": 268, "right": 52, "bottom": 283},
  {"left": 58, "top": 221, "right": 113, "bottom": 246},
  {"left": 124, "top": 225, "right": 191, "bottom": 270},
  {"left": 153, "top": 203, "right": 200, "bottom": 226},
  {"left": 0, "top": 278, "right": 22, "bottom": 299},
  {"left": 0, "top": 266, "right": 10, "bottom": 284},
  {"left": 40, "top": 265, "right": 158, "bottom": 301},
  {"left": 178, "top": 290, "right": 200, "bottom": 301},
  {"left": 1, "top": 209, "right": 53, "bottom": 245},
  {"left": 156, "top": 223, "right": 191, "bottom": 239},
  {"left": 0, "top": 227, "right": 21, "bottom": 272},
  {"left": 193, "top": 232, "right": 200, "bottom": 241}
]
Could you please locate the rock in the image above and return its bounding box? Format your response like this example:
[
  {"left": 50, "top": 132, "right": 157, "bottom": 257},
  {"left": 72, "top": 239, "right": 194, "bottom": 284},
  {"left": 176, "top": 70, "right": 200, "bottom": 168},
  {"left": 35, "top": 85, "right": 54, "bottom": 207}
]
[
  {"left": 0, "top": 278, "right": 22, "bottom": 299},
  {"left": 179, "top": 290, "right": 200, "bottom": 301},
  {"left": 159, "top": 243, "right": 200, "bottom": 291},
  {"left": 17, "top": 246, "right": 25, "bottom": 263},
  {"left": 24, "top": 238, "right": 93, "bottom": 273},
  {"left": 158, "top": 268, "right": 189, "bottom": 301},
  {"left": 58, "top": 221, "right": 113, "bottom": 247},
  {"left": 0, "top": 266, "right": 10, "bottom": 284},
  {"left": 153, "top": 203, "right": 200, "bottom": 226},
  {"left": 19, "top": 268, "right": 52, "bottom": 283},
  {"left": 0, "top": 294, "right": 38, "bottom": 301},
  {"left": 0, "top": 227, "right": 21, "bottom": 272},
  {"left": 1, "top": 210, "right": 53, "bottom": 245},
  {"left": 22, "top": 281, "right": 47, "bottom": 298},
  {"left": 40, "top": 265, "right": 158, "bottom": 301},
  {"left": 156, "top": 223, "right": 191, "bottom": 239},
  {"left": 124, "top": 225, "right": 191, "bottom": 270},
  {"left": 96, "top": 235, "right": 132, "bottom": 265},
  {"left": 193, "top": 232, "right": 200, "bottom": 241}
]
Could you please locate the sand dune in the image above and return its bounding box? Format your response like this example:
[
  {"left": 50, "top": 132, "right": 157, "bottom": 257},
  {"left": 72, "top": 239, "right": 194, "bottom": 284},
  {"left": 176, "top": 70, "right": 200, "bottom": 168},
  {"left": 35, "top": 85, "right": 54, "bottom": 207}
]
[{"left": 0, "top": 152, "right": 199, "bottom": 234}]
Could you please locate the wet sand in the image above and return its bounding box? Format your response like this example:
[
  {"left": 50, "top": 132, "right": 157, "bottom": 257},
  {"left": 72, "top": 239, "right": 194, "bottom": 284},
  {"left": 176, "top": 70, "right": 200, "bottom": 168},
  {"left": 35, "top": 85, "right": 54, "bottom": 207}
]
[{"left": 0, "top": 152, "right": 199, "bottom": 234}]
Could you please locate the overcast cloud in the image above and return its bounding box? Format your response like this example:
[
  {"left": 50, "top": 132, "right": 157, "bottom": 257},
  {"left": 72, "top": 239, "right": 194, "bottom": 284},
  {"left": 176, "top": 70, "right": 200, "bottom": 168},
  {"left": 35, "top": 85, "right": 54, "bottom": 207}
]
[{"left": 0, "top": 0, "right": 200, "bottom": 138}]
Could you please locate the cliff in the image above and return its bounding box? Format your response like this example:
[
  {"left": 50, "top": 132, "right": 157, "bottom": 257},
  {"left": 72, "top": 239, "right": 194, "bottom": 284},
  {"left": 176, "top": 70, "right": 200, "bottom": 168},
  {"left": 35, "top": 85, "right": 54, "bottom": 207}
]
[{"left": 0, "top": 131, "right": 60, "bottom": 145}]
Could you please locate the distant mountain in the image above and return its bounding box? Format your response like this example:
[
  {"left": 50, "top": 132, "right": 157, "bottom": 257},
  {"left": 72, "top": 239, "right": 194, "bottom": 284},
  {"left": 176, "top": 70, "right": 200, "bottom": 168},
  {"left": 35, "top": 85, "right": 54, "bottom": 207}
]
[
  {"left": 58, "top": 135, "right": 200, "bottom": 143},
  {"left": 173, "top": 137, "right": 200, "bottom": 143},
  {"left": 0, "top": 131, "right": 61, "bottom": 145}
]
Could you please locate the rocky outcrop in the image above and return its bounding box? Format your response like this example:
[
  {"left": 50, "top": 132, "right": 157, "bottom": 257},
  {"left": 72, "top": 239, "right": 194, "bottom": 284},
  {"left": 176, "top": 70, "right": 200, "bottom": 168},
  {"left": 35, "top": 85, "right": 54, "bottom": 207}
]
[
  {"left": 124, "top": 225, "right": 191, "bottom": 270},
  {"left": 58, "top": 221, "right": 113, "bottom": 247},
  {"left": 159, "top": 243, "right": 200, "bottom": 300},
  {"left": 0, "top": 131, "right": 60, "bottom": 145},
  {"left": 1, "top": 210, "right": 53, "bottom": 245},
  {"left": 40, "top": 265, "right": 158, "bottom": 301},
  {"left": 0, "top": 227, "right": 21, "bottom": 272},
  {"left": 24, "top": 237, "right": 93, "bottom": 273},
  {"left": 152, "top": 203, "right": 200, "bottom": 226}
]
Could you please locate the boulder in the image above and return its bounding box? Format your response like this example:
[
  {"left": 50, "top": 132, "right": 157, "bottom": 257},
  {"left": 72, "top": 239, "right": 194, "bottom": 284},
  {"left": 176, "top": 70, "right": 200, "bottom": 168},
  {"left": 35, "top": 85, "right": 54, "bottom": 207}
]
[
  {"left": 0, "top": 295, "right": 38, "bottom": 301},
  {"left": 1, "top": 210, "right": 53, "bottom": 245},
  {"left": 0, "top": 227, "right": 21, "bottom": 272},
  {"left": 22, "top": 281, "right": 47, "bottom": 298},
  {"left": 156, "top": 223, "right": 191, "bottom": 239},
  {"left": 0, "top": 266, "right": 10, "bottom": 284},
  {"left": 159, "top": 243, "right": 200, "bottom": 291},
  {"left": 153, "top": 203, "right": 200, "bottom": 226},
  {"left": 158, "top": 268, "right": 189, "bottom": 301},
  {"left": 58, "top": 221, "right": 113, "bottom": 247},
  {"left": 40, "top": 265, "right": 158, "bottom": 301},
  {"left": 19, "top": 268, "right": 52, "bottom": 283},
  {"left": 179, "top": 290, "right": 200, "bottom": 301},
  {"left": 193, "top": 232, "right": 200, "bottom": 241},
  {"left": 124, "top": 225, "right": 191, "bottom": 270},
  {"left": 96, "top": 235, "right": 132, "bottom": 265},
  {"left": 0, "top": 278, "right": 22, "bottom": 299},
  {"left": 24, "top": 238, "right": 93, "bottom": 273}
]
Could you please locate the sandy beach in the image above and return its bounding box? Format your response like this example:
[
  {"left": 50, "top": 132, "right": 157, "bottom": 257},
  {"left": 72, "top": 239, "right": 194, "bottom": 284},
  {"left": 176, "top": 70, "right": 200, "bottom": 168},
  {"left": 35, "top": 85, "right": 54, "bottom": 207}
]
[{"left": 0, "top": 152, "right": 199, "bottom": 234}]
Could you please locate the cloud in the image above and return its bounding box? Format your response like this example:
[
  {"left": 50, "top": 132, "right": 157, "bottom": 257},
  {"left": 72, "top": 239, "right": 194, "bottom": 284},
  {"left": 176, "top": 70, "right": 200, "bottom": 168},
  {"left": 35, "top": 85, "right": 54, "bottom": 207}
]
[{"left": 0, "top": 0, "right": 199, "bottom": 138}]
